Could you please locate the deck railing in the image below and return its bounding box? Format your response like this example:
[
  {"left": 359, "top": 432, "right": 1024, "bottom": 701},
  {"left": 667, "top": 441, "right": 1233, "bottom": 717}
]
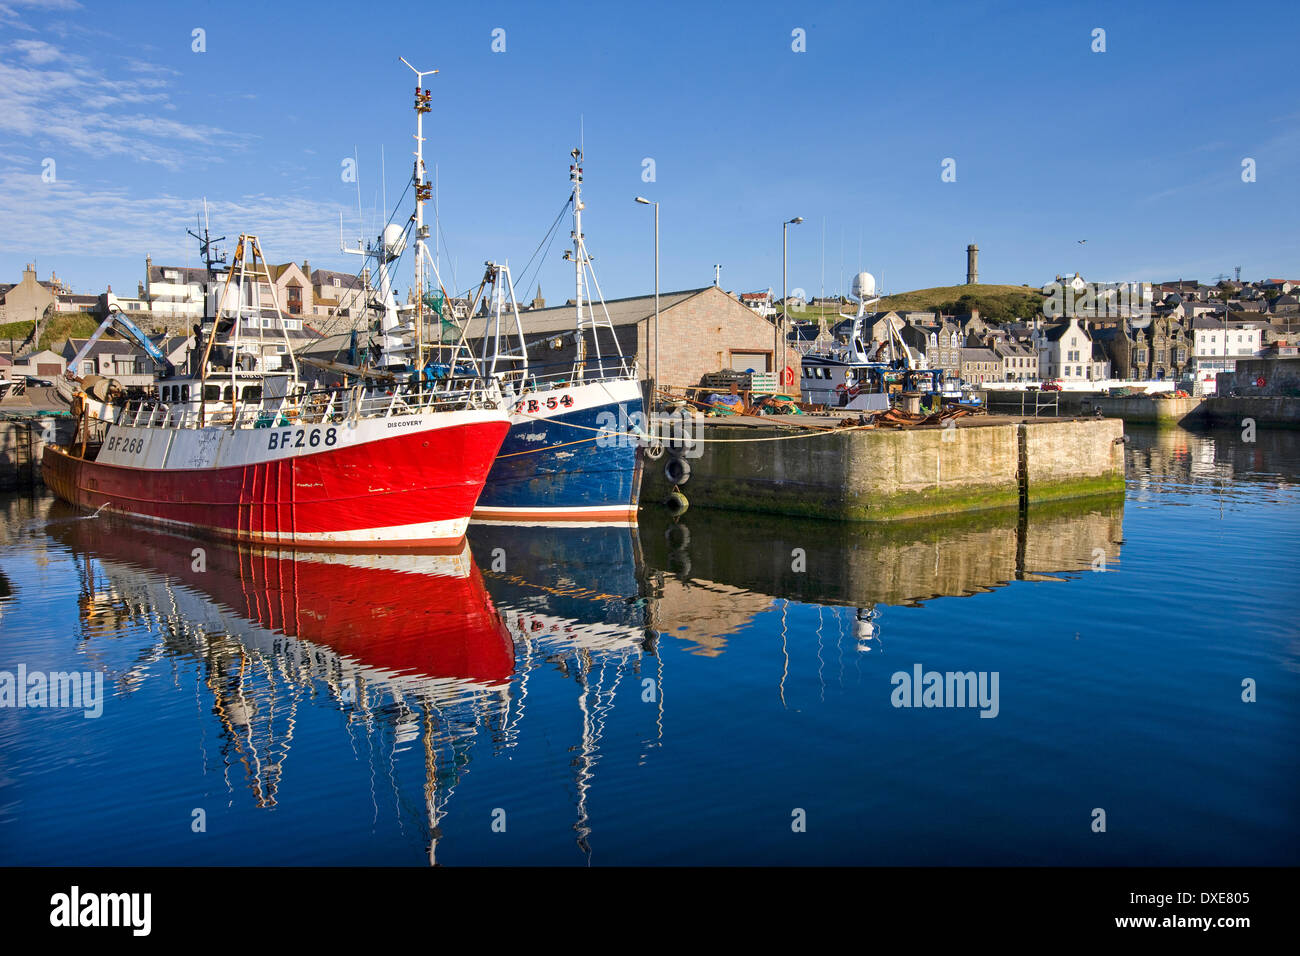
[{"left": 111, "top": 380, "right": 499, "bottom": 432}]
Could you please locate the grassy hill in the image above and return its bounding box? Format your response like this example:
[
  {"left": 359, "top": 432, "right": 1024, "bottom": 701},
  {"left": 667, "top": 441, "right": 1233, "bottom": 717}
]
[
  {"left": 876, "top": 284, "right": 1045, "bottom": 322},
  {"left": 0, "top": 313, "right": 102, "bottom": 354},
  {"left": 786, "top": 284, "right": 1045, "bottom": 325}
]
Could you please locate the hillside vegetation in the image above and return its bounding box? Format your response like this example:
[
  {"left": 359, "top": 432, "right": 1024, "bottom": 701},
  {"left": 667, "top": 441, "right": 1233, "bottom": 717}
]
[
  {"left": 0, "top": 313, "right": 102, "bottom": 354},
  {"left": 786, "top": 284, "right": 1045, "bottom": 325},
  {"left": 875, "top": 284, "right": 1045, "bottom": 322}
]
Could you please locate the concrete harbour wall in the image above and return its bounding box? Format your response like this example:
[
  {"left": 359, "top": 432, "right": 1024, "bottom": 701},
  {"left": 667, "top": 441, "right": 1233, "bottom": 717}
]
[
  {"left": 985, "top": 389, "right": 1300, "bottom": 429},
  {"left": 643, "top": 417, "right": 1125, "bottom": 521},
  {"left": 1189, "top": 397, "right": 1300, "bottom": 429}
]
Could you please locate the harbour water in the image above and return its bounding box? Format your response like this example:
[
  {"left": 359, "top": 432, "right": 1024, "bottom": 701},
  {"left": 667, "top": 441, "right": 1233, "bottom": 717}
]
[{"left": 1, "top": 425, "right": 1296, "bottom": 866}]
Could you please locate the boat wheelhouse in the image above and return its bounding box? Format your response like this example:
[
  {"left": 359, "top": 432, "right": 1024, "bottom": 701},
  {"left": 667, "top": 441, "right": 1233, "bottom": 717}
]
[{"left": 794, "top": 271, "right": 943, "bottom": 411}]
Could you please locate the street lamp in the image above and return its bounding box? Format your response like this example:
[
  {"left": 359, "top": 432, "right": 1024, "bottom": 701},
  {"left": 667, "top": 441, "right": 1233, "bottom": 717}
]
[
  {"left": 781, "top": 216, "right": 803, "bottom": 375},
  {"left": 635, "top": 196, "right": 659, "bottom": 403}
]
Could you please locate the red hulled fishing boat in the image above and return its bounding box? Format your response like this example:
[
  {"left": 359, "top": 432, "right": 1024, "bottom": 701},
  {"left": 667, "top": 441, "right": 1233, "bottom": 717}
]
[{"left": 43, "top": 230, "right": 508, "bottom": 549}]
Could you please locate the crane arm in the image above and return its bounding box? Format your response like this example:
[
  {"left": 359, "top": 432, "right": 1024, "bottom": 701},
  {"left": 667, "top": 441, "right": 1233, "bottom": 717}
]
[{"left": 66, "top": 302, "right": 174, "bottom": 380}]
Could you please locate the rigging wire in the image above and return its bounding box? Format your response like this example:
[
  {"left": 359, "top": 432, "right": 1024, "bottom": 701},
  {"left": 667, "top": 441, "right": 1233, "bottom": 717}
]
[{"left": 510, "top": 192, "right": 574, "bottom": 305}]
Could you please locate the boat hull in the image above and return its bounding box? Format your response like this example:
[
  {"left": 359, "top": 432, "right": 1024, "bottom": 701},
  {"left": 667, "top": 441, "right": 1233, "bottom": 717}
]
[
  {"left": 473, "top": 378, "right": 644, "bottom": 525},
  {"left": 42, "top": 411, "right": 510, "bottom": 549}
]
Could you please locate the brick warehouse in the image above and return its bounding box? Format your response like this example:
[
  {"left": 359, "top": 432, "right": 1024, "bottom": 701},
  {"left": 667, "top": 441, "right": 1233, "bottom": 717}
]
[
  {"left": 461, "top": 286, "right": 799, "bottom": 391},
  {"left": 303, "top": 286, "right": 800, "bottom": 393}
]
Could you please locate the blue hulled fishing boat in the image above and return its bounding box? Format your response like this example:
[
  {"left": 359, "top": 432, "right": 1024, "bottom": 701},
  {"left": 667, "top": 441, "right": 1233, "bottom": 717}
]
[{"left": 470, "top": 148, "right": 644, "bottom": 526}]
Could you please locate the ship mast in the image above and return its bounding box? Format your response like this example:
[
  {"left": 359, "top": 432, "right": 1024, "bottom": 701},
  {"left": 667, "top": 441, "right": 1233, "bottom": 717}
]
[
  {"left": 187, "top": 199, "right": 226, "bottom": 376},
  {"left": 567, "top": 148, "right": 587, "bottom": 379},
  {"left": 401, "top": 58, "right": 437, "bottom": 381},
  {"left": 560, "top": 148, "right": 627, "bottom": 380}
]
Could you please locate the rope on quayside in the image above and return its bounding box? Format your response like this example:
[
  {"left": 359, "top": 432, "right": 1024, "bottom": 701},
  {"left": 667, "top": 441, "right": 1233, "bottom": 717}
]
[{"left": 506, "top": 406, "right": 880, "bottom": 444}]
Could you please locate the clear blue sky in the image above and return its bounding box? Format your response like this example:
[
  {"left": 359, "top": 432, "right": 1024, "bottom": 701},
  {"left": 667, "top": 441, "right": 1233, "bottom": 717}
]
[{"left": 1, "top": 0, "right": 1297, "bottom": 306}]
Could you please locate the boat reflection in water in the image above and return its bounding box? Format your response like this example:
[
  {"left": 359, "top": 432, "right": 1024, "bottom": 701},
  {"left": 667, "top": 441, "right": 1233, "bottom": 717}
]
[
  {"left": 467, "top": 523, "right": 654, "bottom": 860},
  {"left": 48, "top": 503, "right": 513, "bottom": 864}
]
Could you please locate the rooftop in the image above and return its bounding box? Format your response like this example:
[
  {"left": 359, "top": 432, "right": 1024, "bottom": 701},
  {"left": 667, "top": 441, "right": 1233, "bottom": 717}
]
[{"left": 458, "top": 287, "right": 713, "bottom": 339}]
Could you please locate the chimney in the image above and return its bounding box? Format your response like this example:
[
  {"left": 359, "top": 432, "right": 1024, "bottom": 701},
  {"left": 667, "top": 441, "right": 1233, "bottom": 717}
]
[
  {"left": 302, "top": 259, "right": 310, "bottom": 277},
  {"left": 966, "top": 244, "right": 979, "bottom": 284}
]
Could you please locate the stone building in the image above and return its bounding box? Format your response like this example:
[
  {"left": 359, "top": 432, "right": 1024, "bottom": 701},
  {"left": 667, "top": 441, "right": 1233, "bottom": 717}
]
[
  {"left": 307, "top": 264, "right": 370, "bottom": 320},
  {"left": 0, "top": 264, "right": 57, "bottom": 327},
  {"left": 1092, "top": 315, "right": 1191, "bottom": 382},
  {"left": 900, "top": 316, "right": 962, "bottom": 382},
  {"left": 1138, "top": 315, "right": 1193, "bottom": 381},
  {"left": 959, "top": 347, "right": 1000, "bottom": 384},
  {"left": 991, "top": 338, "right": 1038, "bottom": 381}
]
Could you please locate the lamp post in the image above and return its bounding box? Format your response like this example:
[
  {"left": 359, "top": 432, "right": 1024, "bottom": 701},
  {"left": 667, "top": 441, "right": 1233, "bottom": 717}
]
[
  {"left": 635, "top": 196, "right": 658, "bottom": 403},
  {"left": 782, "top": 217, "right": 803, "bottom": 375}
]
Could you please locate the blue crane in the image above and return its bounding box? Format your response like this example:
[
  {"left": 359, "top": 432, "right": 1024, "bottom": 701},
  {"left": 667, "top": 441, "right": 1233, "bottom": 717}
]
[{"left": 67, "top": 296, "right": 175, "bottom": 379}]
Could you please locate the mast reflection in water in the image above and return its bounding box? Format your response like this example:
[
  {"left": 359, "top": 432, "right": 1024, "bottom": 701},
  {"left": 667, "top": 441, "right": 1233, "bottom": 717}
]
[{"left": 45, "top": 506, "right": 514, "bottom": 864}]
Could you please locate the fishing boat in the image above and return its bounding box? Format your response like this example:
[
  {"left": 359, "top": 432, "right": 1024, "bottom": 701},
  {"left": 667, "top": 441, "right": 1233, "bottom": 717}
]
[
  {"left": 795, "top": 271, "right": 943, "bottom": 410},
  {"left": 43, "top": 230, "right": 509, "bottom": 549},
  {"left": 464, "top": 148, "right": 644, "bottom": 526}
]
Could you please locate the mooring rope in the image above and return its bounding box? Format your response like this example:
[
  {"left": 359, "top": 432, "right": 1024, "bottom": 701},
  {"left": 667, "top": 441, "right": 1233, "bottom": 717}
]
[{"left": 507, "top": 407, "right": 879, "bottom": 444}]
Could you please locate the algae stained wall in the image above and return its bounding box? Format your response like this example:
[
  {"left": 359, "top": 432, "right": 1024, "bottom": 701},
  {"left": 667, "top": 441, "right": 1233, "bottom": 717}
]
[{"left": 644, "top": 418, "right": 1124, "bottom": 521}]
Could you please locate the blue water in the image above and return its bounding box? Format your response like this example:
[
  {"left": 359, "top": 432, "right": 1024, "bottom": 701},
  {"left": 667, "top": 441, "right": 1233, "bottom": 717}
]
[{"left": 1, "top": 425, "right": 1296, "bottom": 865}]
